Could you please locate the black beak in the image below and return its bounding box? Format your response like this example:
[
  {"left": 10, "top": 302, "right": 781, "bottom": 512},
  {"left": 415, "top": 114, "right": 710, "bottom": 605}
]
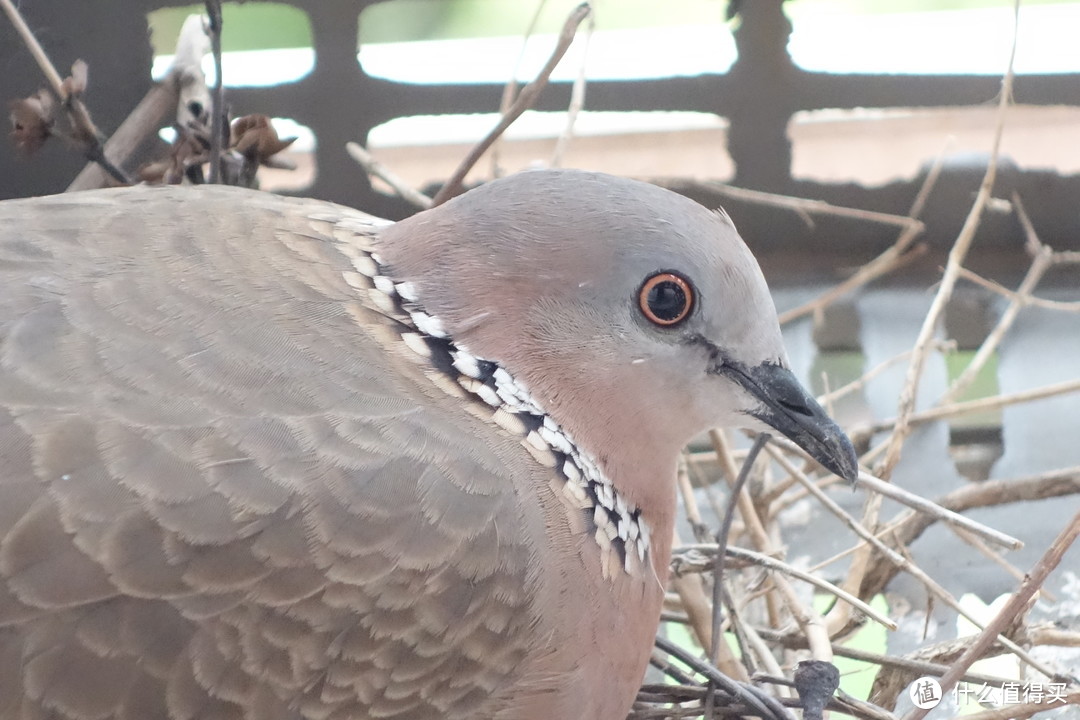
[{"left": 716, "top": 361, "right": 859, "bottom": 483}]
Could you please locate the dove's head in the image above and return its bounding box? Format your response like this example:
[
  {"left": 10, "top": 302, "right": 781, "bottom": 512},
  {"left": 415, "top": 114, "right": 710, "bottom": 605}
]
[{"left": 379, "top": 169, "right": 857, "bottom": 513}]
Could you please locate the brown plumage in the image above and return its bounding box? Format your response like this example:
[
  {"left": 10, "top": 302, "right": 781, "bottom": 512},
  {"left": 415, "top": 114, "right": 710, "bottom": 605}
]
[{"left": 0, "top": 170, "right": 855, "bottom": 720}]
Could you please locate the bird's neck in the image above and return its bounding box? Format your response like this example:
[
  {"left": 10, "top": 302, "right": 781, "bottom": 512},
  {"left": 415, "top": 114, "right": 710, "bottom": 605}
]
[
  {"left": 529, "top": 365, "right": 680, "bottom": 577},
  {"left": 440, "top": 334, "right": 680, "bottom": 583},
  {"left": 363, "top": 233, "right": 680, "bottom": 582}
]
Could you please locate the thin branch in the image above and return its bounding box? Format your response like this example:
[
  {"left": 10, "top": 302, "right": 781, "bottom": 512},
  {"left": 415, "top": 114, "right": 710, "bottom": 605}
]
[
  {"left": 775, "top": 139, "right": 953, "bottom": 326},
  {"left": 761, "top": 457, "right": 1057, "bottom": 677},
  {"left": 854, "top": 471, "right": 1022, "bottom": 550},
  {"left": 676, "top": 454, "right": 710, "bottom": 543},
  {"left": 854, "top": 465, "right": 1079, "bottom": 602},
  {"left": 755, "top": 626, "right": 1026, "bottom": 689},
  {"left": 0, "top": 0, "right": 65, "bottom": 96},
  {"left": 1030, "top": 625, "right": 1080, "bottom": 647},
  {"left": 831, "top": 690, "right": 901, "bottom": 720},
  {"left": 1, "top": 0, "right": 132, "bottom": 184},
  {"left": 859, "top": 372, "right": 1080, "bottom": 468},
  {"left": 860, "top": 378, "right": 1080, "bottom": 438},
  {"left": 671, "top": 459, "right": 748, "bottom": 681},
  {"left": 205, "top": 0, "right": 224, "bottom": 183},
  {"left": 711, "top": 434, "right": 770, "bottom": 661},
  {"left": 709, "top": 429, "right": 782, "bottom": 627},
  {"left": 879, "top": 1, "right": 1019, "bottom": 478},
  {"left": 674, "top": 544, "right": 894, "bottom": 630},
  {"left": 432, "top": 3, "right": 591, "bottom": 206},
  {"left": 346, "top": 142, "right": 433, "bottom": 209},
  {"left": 902, "top": 511, "right": 1080, "bottom": 720},
  {"left": 941, "top": 199, "right": 1056, "bottom": 402},
  {"left": 648, "top": 649, "right": 699, "bottom": 687},
  {"left": 817, "top": 341, "right": 952, "bottom": 407},
  {"left": 778, "top": 240, "right": 927, "bottom": 325},
  {"left": 725, "top": 592, "right": 791, "bottom": 697},
  {"left": 950, "top": 525, "right": 1057, "bottom": 602},
  {"left": 957, "top": 692, "right": 1080, "bottom": 720},
  {"left": 702, "top": 182, "right": 925, "bottom": 230},
  {"left": 67, "top": 76, "right": 180, "bottom": 191},
  {"left": 908, "top": 137, "right": 955, "bottom": 219},
  {"left": 709, "top": 432, "right": 834, "bottom": 662},
  {"left": 654, "top": 636, "right": 797, "bottom": 720},
  {"left": 762, "top": 449, "right": 947, "bottom": 637},
  {"left": 956, "top": 266, "right": 1080, "bottom": 313},
  {"left": 490, "top": 0, "right": 548, "bottom": 178},
  {"left": 765, "top": 434, "right": 1026, "bottom": 552},
  {"left": 1052, "top": 249, "right": 1080, "bottom": 265},
  {"left": 551, "top": 5, "right": 594, "bottom": 166}
]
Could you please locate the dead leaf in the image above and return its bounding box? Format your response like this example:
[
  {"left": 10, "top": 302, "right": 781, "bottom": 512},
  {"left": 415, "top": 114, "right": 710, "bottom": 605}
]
[
  {"left": 61, "top": 59, "right": 89, "bottom": 99},
  {"left": 139, "top": 127, "right": 212, "bottom": 185},
  {"left": 8, "top": 89, "right": 56, "bottom": 154},
  {"left": 230, "top": 114, "right": 296, "bottom": 165},
  {"left": 137, "top": 158, "right": 172, "bottom": 184}
]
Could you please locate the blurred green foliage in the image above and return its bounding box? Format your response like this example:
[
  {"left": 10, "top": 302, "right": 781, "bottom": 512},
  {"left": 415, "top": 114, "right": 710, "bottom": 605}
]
[
  {"left": 148, "top": 0, "right": 1075, "bottom": 55},
  {"left": 149, "top": 3, "right": 311, "bottom": 54}
]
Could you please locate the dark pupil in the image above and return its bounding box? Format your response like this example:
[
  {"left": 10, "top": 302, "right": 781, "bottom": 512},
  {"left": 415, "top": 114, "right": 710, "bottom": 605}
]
[{"left": 647, "top": 281, "right": 686, "bottom": 320}]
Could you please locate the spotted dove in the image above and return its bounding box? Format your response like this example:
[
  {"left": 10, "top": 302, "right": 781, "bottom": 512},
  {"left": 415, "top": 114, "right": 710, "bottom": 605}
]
[{"left": 0, "top": 169, "right": 856, "bottom": 720}]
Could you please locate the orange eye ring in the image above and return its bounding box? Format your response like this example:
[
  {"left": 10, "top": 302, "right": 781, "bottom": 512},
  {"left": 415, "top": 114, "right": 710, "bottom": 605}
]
[{"left": 638, "top": 272, "right": 694, "bottom": 326}]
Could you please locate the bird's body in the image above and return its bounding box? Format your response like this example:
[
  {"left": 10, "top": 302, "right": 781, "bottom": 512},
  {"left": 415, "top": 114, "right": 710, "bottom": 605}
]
[{"left": 0, "top": 170, "right": 855, "bottom": 720}]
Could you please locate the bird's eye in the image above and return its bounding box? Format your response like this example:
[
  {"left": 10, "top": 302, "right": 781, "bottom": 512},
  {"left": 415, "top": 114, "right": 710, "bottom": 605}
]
[{"left": 638, "top": 272, "right": 694, "bottom": 326}]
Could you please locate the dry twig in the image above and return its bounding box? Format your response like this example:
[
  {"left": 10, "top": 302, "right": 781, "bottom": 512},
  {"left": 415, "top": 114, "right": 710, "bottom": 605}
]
[
  {"left": 1, "top": 0, "right": 131, "bottom": 184},
  {"left": 67, "top": 79, "right": 180, "bottom": 191},
  {"left": 654, "top": 636, "right": 796, "bottom": 720},
  {"left": 551, "top": 4, "right": 594, "bottom": 166},
  {"left": 760, "top": 449, "right": 1059, "bottom": 680},
  {"left": 857, "top": 466, "right": 1079, "bottom": 599},
  {"left": 854, "top": 471, "right": 1022, "bottom": 550},
  {"left": 858, "top": 378, "right": 1080, "bottom": 441},
  {"left": 432, "top": 2, "right": 591, "bottom": 206},
  {"left": 956, "top": 266, "right": 1080, "bottom": 314},
  {"left": 958, "top": 692, "right": 1080, "bottom": 720},
  {"left": 671, "top": 459, "right": 747, "bottom": 680},
  {"left": 879, "top": 2, "right": 1019, "bottom": 479},
  {"left": 774, "top": 141, "right": 955, "bottom": 326},
  {"left": 346, "top": 142, "right": 433, "bottom": 209},
  {"left": 490, "top": 0, "right": 548, "bottom": 178},
  {"left": 902, "top": 511, "right": 1080, "bottom": 720},
  {"left": 673, "top": 543, "right": 894, "bottom": 630},
  {"left": 204, "top": 0, "right": 225, "bottom": 183},
  {"left": 711, "top": 435, "right": 773, "bottom": 660}
]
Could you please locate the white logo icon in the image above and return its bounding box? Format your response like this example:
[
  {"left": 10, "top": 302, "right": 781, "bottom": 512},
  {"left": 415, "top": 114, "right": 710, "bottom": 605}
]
[{"left": 910, "top": 677, "right": 943, "bottom": 710}]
